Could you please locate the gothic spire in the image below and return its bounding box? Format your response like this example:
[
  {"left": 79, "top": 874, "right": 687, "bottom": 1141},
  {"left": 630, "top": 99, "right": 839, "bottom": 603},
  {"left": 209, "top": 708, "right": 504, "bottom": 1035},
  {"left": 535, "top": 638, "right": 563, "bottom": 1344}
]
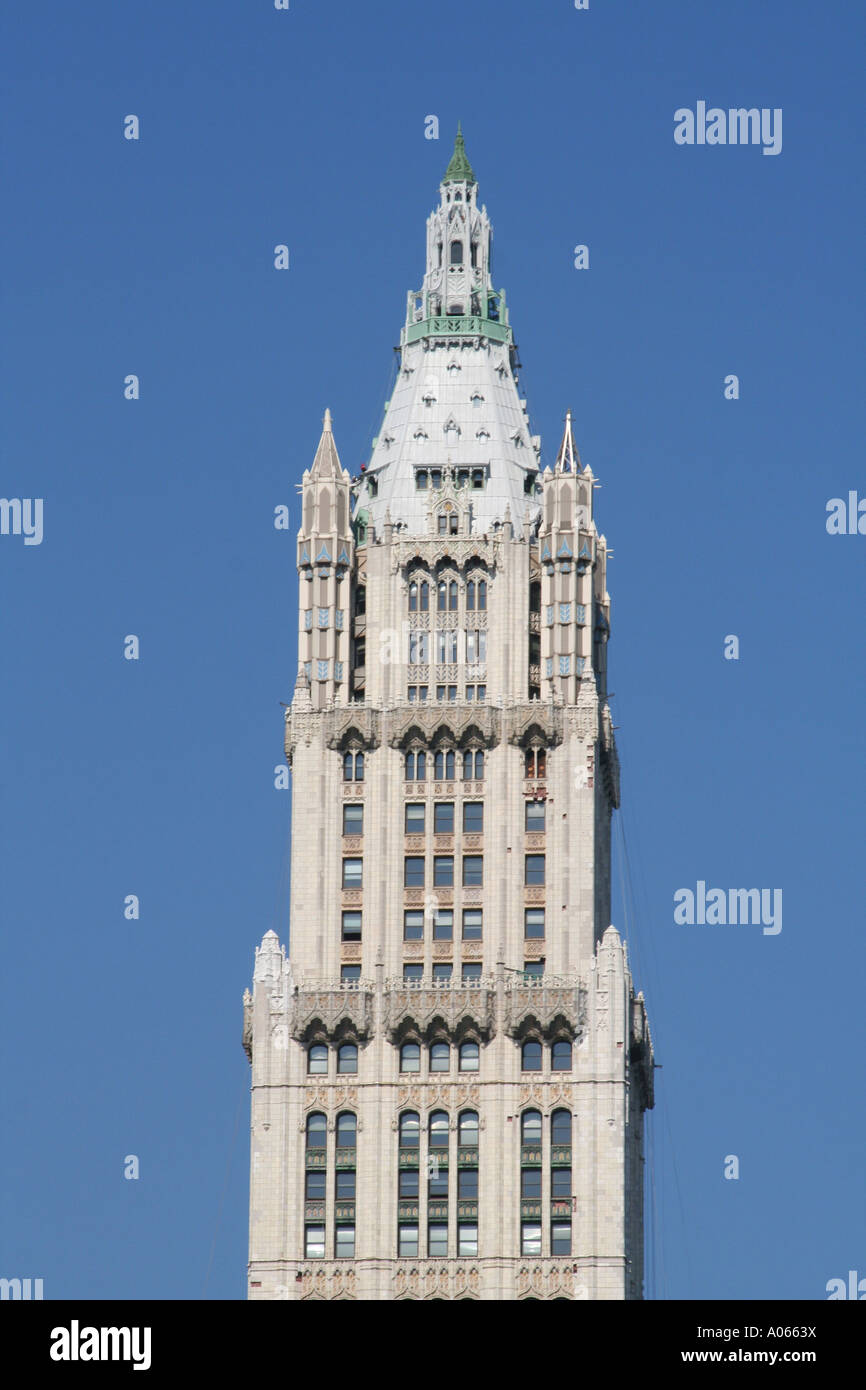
[{"left": 310, "top": 407, "right": 343, "bottom": 480}]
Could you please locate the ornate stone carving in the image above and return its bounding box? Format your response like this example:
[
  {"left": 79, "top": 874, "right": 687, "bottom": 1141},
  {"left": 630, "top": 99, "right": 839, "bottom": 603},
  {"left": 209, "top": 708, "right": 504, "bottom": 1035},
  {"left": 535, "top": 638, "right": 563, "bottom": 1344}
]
[
  {"left": 385, "top": 981, "right": 496, "bottom": 1039},
  {"left": 290, "top": 985, "right": 374, "bottom": 1042},
  {"left": 505, "top": 980, "right": 586, "bottom": 1038}
]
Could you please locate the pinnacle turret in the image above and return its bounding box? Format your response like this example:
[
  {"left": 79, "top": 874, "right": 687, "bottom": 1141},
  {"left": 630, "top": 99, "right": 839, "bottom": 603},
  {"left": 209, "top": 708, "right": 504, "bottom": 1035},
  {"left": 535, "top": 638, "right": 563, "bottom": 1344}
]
[{"left": 442, "top": 122, "right": 476, "bottom": 185}]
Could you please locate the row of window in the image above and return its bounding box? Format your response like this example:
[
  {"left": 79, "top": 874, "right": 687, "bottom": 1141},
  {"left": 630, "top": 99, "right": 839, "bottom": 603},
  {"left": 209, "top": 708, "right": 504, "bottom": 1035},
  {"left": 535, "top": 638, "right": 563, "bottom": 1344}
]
[
  {"left": 303, "top": 1108, "right": 568, "bottom": 1152},
  {"left": 405, "top": 749, "right": 484, "bottom": 781},
  {"left": 342, "top": 802, "right": 545, "bottom": 838},
  {"left": 342, "top": 906, "right": 542, "bottom": 942},
  {"left": 344, "top": 748, "right": 550, "bottom": 784},
  {"left": 408, "top": 578, "right": 487, "bottom": 612},
  {"left": 304, "top": 1038, "right": 571, "bottom": 1075},
  {"left": 407, "top": 684, "right": 487, "bottom": 702},
  {"left": 336, "top": 961, "right": 549, "bottom": 984},
  {"left": 402, "top": 854, "right": 546, "bottom": 888}
]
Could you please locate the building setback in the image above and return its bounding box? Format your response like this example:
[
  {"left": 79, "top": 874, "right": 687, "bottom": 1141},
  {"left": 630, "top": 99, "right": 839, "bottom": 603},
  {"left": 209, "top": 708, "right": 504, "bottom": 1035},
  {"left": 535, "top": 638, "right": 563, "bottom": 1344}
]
[{"left": 244, "top": 130, "right": 654, "bottom": 1301}]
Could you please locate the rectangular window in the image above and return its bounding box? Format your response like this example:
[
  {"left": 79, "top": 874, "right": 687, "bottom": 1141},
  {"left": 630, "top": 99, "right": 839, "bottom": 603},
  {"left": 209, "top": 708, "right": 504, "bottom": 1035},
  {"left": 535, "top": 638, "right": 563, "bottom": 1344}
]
[
  {"left": 525, "top": 801, "right": 545, "bottom": 833},
  {"left": 342, "top": 858, "right": 362, "bottom": 889},
  {"left": 458, "top": 1168, "right": 478, "bottom": 1199},
  {"left": 403, "top": 910, "right": 424, "bottom": 941},
  {"left": 458, "top": 1223, "right": 478, "bottom": 1257},
  {"left": 418, "top": 686, "right": 428, "bottom": 701},
  {"left": 551, "top": 1221, "right": 572, "bottom": 1255},
  {"left": 433, "top": 855, "right": 454, "bottom": 887},
  {"left": 428, "top": 1223, "right": 449, "bottom": 1258},
  {"left": 403, "top": 964, "right": 423, "bottom": 983},
  {"left": 398, "top": 1224, "right": 419, "bottom": 1257},
  {"left": 434, "top": 802, "right": 454, "bottom": 834},
  {"left": 335, "top": 1225, "right": 355, "bottom": 1259},
  {"left": 433, "top": 909, "right": 453, "bottom": 941},
  {"left": 525, "top": 854, "right": 545, "bottom": 885},
  {"left": 521, "top": 1168, "right": 542, "bottom": 1199},
  {"left": 476, "top": 685, "right": 486, "bottom": 701},
  {"left": 305, "top": 1225, "right": 326, "bottom": 1259},
  {"left": 341, "top": 911, "right": 362, "bottom": 942},
  {"left": 463, "top": 802, "right": 483, "bottom": 833},
  {"left": 404, "top": 856, "right": 425, "bottom": 887},
  {"left": 523, "top": 960, "right": 544, "bottom": 980},
  {"left": 405, "top": 803, "right": 425, "bottom": 834},
  {"left": 462, "top": 855, "right": 483, "bottom": 886},
  {"left": 521, "top": 1222, "right": 541, "bottom": 1256},
  {"left": 335, "top": 1170, "right": 356, "bottom": 1200},
  {"left": 551, "top": 1168, "right": 572, "bottom": 1199},
  {"left": 342, "top": 803, "right": 363, "bottom": 835},
  {"left": 524, "top": 908, "right": 545, "bottom": 939},
  {"left": 428, "top": 1166, "right": 448, "bottom": 1198},
  {"left": 305, "top": 1171, "right": 326, "bottom": 1201},
  {"left": 340, "top": 965, "right": 361, "bottom": 983},
  {"left": 461, "top": 962, "right": 482, "bottom": 982},
  {"left": 399, "top": 1169, "right": 419, "bottom": 1198},
  {"left": 432, "top": 963, "right": 453, "bottom": 983},
  {"left": 462, "top": 909, "right": 483, "bottom": 940}
]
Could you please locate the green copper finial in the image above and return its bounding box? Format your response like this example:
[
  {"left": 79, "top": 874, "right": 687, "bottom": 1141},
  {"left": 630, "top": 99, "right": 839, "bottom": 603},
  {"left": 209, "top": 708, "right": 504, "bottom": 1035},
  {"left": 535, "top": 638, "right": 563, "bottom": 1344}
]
[{"left": 443, "top": 123, "right": 475, "bottom": 184}]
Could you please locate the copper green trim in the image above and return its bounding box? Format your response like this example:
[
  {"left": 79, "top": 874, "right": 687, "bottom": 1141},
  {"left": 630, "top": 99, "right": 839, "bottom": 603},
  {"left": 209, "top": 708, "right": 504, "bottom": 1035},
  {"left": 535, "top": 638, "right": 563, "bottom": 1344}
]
[
  {"left": 405, "top": 315, "right": 512, "bottom": 346},
  {"left": 443, "top": 123, "right": 475, "bottom": 184}
]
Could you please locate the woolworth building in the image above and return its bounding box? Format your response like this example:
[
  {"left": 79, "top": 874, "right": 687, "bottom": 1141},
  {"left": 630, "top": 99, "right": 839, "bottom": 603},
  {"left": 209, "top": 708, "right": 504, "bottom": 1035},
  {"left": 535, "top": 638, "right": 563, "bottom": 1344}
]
[{"left": 243, "top": 129, "right": 654, "bottom": 1301}]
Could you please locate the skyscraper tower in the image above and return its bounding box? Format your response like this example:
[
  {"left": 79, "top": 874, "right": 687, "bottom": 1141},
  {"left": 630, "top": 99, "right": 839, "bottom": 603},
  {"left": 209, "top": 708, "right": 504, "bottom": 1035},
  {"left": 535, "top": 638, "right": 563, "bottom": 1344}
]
[{"left": 244, "top": 129, "right": 654, "bottom": 1302}]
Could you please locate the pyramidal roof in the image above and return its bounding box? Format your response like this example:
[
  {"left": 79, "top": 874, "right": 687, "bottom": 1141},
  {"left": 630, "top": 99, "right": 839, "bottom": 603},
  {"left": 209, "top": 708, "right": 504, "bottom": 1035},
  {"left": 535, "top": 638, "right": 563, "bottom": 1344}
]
[{"left": 309, "top": 407, "right": 344, "bottom": 480}]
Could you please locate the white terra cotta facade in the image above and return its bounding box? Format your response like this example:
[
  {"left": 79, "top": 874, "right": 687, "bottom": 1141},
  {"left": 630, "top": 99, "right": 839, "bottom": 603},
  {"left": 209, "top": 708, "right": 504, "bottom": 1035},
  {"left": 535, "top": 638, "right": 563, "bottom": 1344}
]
[{"left": 244, "top": 131, "right": 654, "bottom": 1302}]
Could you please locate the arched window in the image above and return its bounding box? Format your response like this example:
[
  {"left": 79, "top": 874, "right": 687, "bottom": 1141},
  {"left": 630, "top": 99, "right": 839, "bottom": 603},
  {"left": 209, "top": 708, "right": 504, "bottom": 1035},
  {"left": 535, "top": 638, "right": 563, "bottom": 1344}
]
[
  {"left": 420, "top": 581, "right": 429, "bottom": 611},
  {"left": 405, "top": 752, "right": 415, "bottom": 781},
  {"left": 458, "top": 1111, "right": 479, "bottom": 1147},
  {"left": 430, "top": 1042, "right": 450, "bottom": 1073},
  {"left": 336, "top": 1112, "right": 356, "bottom": 1148},
  {"left": 437, "top": 580, "right": 447, "bottom": 612},
  {"left": 474, "top": 750, "right": 485, "bottom": 780},
  {"left": 307, "top": 1043, "right": 328, "bottom": 1075},
  {"left": 409, "top": 581, "right": 418, "bottom": 612},
  {"left": 466, "top": 580, "right": 475, "bottom": 610},
  {"left": 521, "top": 1110, "right": 542, "bottom": 1145},
  {"left": 525, "top": 747, "right": 546, "bottom": 779},
  {"left": 399, "top": 1111, "right": 420, "bottom": 1148},
  {"left": 448, "top": 580, "right": 458, "bottom": 611},
  {"left": 400, "top": 1042, "right": 421, "bottom": 1073},
  {"left": 478, "top": 579, "right": 487, "bottom": 610},
  {"left": 306, "top": 1112, "right": 327, "bottom": 1149},
  {"left": 551, "top": 1109, "right": 571, "bottom": 1146},
  {"left": 434, "top": 749, "right": 454, "bottom": 780},
  {"left": 405, "top": 750, "right": 425, "bottom": 781},
  {"left": 552, "top": 1040, "right": 572, "bottom": 1072},
  {"left": 459, "top": 1041, "right": 479, "bottom": 1072},
  {"left": 529, "top": 581, "right": 541, "bottom": 614},
  {"left": 521, "top": 1040, "right": 543, "bottom": 1072},
  {"left": 429, "top": 1111, "right": 449, "bottom": 1149},
  {"left": 450, "top": 240, "right": 463, "bottom": 265},
  {"left": 337, "top": 1043, "right": 357, "bottom": 1074},
  {"left": 343, "top": 751, "right": 364, "bottom": 782}
]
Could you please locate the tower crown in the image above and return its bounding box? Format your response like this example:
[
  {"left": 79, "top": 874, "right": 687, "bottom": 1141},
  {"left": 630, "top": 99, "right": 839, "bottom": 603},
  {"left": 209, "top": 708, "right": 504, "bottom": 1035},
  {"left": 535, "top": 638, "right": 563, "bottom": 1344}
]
[{"left": 356, "top": 128, "right": 541, "bottom": 538}]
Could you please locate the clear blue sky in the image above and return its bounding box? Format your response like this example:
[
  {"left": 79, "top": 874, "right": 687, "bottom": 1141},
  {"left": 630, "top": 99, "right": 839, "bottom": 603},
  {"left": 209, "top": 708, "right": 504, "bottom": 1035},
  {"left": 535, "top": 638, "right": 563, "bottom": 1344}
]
[{"left": 2, "top": 1, "right": 863, "bottom": 1301}]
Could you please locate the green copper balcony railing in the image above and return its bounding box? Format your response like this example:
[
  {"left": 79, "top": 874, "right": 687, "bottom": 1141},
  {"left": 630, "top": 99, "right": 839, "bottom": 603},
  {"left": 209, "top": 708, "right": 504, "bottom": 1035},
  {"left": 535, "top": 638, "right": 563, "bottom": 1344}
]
[
  {"left": 551, "top": 1145, "right": 572, "bottom": 1167},
  {"left": 521, "top": 1144, "right": 543, "bottom": 1166},
  {"left": 335, "top": 1146, "right": 357, "bottom": 1169},
  {"left": 404, "top": 315, "right": 512, "bottom": 346},
  {"left": 398, "top": 1147, "right": 420, "bottom": 1168},
  {"left": 305, "top": 1149, "right": 327, "bottom": 1169},
  {"left": 457, "top": 1145, "right": 479, "bottom": 1167}
]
